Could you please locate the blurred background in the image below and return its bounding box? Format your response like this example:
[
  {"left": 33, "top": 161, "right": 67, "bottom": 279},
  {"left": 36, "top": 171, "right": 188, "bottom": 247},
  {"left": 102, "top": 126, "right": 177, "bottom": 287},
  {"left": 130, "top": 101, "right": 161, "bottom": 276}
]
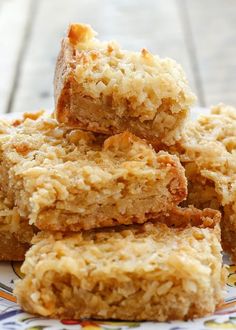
[{"left": 0, "top": 0, "right": 235, "bottom": 114}]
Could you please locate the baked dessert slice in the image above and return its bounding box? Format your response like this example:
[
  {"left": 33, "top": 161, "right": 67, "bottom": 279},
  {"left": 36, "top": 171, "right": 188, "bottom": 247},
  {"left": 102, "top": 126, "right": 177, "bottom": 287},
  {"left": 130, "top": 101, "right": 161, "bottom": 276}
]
[
  {"left": 0, "top": 192, "right": 33, "bottom": 260},
  {"left": 0, "top": 112, "right": 187, "bottom": 232},
  {"left": 14, "top": 206, "right": 225, "bottom": 321},
  {"left": 177, "top": 104, "right": 236, "bottom": 261},
  {"left": 0, "top": 118, "right": 34, "bottom": 260},
  {"left": 54, "top": 23, "right": 195, "bottom": 148}
]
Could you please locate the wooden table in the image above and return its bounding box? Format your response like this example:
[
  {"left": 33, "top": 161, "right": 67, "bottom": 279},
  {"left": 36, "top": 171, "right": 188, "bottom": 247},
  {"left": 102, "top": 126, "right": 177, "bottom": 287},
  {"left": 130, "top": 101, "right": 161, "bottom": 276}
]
[{"left": 0, "top": 0, "right": 235, "bottom": 114}]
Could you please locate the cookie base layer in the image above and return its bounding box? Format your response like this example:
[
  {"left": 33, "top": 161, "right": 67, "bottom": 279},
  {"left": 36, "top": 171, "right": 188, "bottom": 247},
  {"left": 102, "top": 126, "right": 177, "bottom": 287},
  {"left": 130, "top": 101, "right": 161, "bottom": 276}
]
[{"left": 0, "top": 233, "right": 30, "bottom": 261}]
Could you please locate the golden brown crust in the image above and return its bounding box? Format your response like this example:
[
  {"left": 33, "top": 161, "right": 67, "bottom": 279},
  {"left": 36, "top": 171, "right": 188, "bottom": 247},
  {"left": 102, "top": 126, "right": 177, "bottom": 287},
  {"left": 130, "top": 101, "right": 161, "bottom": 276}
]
[
  {"left": 0, "top": 113, "right": 187, "bottom": 232},
  {"left": 67, "top": 23, "right": 96, "bottom": 45},
  {"left": 54, "top": 23, "right": 196, "bottom": 147},
  {"left": 14, "top": 207, "right": 225, "bottom": 321},
  {"left": 155, "top": 205, "right": 221, "bottom": 230},
  {"left": 54, "top": 38, "right": 76, "bottom": 125}
]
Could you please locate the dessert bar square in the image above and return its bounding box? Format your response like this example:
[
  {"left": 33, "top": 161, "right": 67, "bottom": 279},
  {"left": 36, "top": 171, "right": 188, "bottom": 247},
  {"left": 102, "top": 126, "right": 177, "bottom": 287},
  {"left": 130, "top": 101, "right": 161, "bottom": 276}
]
[
  {"left": 0, "top": 112, "right": 187, "bottom": 232},
  {"left": 0, "top": 191, "right": 33, "bottom": 261},
  {"left": 177, "top": 104, "right": 236, "bottom": 261},
  {"left": 14, "top": 206, "right": 225, "bottom": 321},
  {"left": 0, "top": 119, "right": 34, "bottom": 260},
  {"left": 54, "top": 23, "right": 195, "bottom": 148}
]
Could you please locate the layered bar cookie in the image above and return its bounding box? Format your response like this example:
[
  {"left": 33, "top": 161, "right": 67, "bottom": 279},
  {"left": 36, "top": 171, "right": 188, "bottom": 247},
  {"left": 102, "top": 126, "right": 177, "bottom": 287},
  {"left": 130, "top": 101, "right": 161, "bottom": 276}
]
[
  {"left": 0, "top": 112, "right": 187, "bottom": 232},
  {"left": 0, "top": 192, "right": 33, "bottom": 260},
  {"left": 14, "top": 206, "right": 225, "bottom": 321},
  {"left": 0, "top": 201, "right": 34, "bottom": 261},
  {"left": 54, "top": 23, "right": 195, "bottom": 148},
  {"left": 0, "top": 118, "right": 34, "bottom": 260},
  {"left": 177, "top": 104, "right": 236, "bottom": 261}
]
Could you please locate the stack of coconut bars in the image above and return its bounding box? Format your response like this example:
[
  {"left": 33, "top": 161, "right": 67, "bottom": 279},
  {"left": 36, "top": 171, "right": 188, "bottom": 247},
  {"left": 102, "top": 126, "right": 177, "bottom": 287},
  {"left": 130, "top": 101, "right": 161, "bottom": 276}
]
[{"left": 0, "top": 24, "right": 227, "bottom": 321}]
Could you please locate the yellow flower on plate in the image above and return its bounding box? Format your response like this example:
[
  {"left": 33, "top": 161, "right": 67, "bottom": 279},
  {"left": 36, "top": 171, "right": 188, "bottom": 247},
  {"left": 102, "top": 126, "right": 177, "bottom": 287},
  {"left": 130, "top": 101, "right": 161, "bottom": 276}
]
[{"left": 227, "top": 265, "right": 236, "bottom": 287}]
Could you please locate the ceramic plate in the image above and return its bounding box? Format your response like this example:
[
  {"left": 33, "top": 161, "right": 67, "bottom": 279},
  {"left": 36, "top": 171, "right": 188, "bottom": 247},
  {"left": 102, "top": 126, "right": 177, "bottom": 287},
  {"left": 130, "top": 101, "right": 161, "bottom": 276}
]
[{"left": 0, "top": 108, "right": 236, "bottom": 330}]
